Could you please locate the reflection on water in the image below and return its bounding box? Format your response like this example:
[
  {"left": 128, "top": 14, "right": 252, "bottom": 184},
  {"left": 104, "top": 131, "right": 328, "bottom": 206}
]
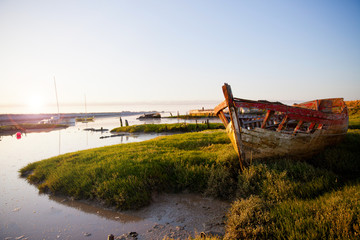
[
  {"left": 0, "top": 115, "right": 222, "bottom": 239},
  {"left": 49, "top": 196, "right": 143, "bottom": 223}
]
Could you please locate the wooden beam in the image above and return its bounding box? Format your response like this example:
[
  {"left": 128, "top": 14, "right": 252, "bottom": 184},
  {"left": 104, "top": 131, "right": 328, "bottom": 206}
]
[
  {"left": 218, "top": 111, "right": 229, "bottom": 126},
  {"left": 222, "top": 83, "right": 246, "bottom": 170},
  {"left": 307, "top": 122, "right": 316, "bottom": 133},
  {"left": 293, "top": 120, "right": 303, "bottom": 135},
  {"left": 277, "top": 115, "right": 288, "bottom": 132},
  {"left": 261, "top": 110, "right": 274, "bottom": 129},
  {"left": 214, "top": 100, "right": 227, "bottom": 115}
]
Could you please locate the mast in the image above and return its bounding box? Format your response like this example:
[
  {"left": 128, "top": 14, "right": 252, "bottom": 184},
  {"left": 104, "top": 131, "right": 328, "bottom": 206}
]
[
  {"left": 54, "top": 76, "right": 60, "bottom": 119},
  {"left": 84, "top": 94, "right": 87, "bottom": 118}
]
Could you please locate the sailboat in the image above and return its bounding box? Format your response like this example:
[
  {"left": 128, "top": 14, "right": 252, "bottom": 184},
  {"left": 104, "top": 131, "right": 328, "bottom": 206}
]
[
  {"left": 75, "top": 94, "right": 94, "bottom": 123},
  {"left": 39, "top": 77, "right": 67, "bottom": 125}
]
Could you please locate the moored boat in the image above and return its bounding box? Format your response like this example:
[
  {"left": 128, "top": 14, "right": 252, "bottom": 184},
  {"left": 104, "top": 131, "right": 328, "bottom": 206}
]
[
  {"left": 137, "top": 113, "right": 161, "bottom": 120},
  {"left": 75, "top": 116, "right": 95, "bottom": 123},
  {"left": 214, "top": 83, "right": 349, "bottom": 169}
]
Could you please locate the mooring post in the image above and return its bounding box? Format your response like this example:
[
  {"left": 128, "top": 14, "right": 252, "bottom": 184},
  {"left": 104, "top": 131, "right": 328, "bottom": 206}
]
[
  {"left": 120, "top": 117, "right": 123, "bottom": 127},
  {"left": 125, "top": 119, "right": 129, "bottom": 126},
  {"left": 108, "top": 234, "right": 114, "bottom": 240}
]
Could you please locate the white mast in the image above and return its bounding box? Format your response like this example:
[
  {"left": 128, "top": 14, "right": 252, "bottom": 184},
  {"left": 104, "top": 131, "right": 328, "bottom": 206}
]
[
  {"left": 54, "top": 76, "right": 60, "bottom": 119},
  {"left": 84, "top": 94, "right": 87, "bottom": 118}
]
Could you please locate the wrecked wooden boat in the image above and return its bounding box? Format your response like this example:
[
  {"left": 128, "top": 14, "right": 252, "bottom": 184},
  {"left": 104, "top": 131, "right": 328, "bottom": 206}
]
[{"left": 214, "top": 83, "right": 349, "bottom": 169}]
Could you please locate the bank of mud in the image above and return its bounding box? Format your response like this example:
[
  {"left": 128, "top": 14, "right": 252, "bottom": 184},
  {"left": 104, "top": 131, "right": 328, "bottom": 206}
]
[{"left": 53, "top": 193, "right": 230, "bottom": 240}]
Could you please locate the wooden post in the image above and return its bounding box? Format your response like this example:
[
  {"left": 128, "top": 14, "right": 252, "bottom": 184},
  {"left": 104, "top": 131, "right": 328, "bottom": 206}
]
[
  {"left": 120, "top": 117, "right": 123, "bottom": 127},
  {"left": 108, "top": 234, "right": 114, "bottom": 240},
  {"left": 125, "top": 120, "right": 129, "bottom": 126},
  {"left": 222, "top": 83, "right": 247, "bottom": 170}
]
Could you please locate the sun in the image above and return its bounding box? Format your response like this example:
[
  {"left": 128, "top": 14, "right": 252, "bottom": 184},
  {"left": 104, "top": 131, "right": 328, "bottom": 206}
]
[{"left": 27, "top": 96, "right": 44, "bottom": 113}]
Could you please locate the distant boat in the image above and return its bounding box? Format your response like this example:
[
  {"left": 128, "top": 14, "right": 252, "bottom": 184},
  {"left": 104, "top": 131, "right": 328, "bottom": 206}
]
[
  {"left": 39, "top": 77, "right": 71, "bottom": 125},
  {"left": 76, "top": 94, "right": 94, "bottom": 123},
  {"left": 75, "top": 116, "right": 94, "bottom": 123},
  {"left": 39, "top": 116, "right": 60, "bottom": 124},
  {"left": 137, "top": 113, "right": 161, "bottom": 120},
  {"left": 214, "top": 83, "right": 349, "bottom": 169}
]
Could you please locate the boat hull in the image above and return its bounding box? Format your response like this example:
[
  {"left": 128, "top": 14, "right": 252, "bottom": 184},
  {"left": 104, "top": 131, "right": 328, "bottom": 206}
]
[
  {"left": 215, "top": 83, "right": 349, "bottom": 168},
  {"left": 226, "top": 122, "right": 347, "bottom": 160}
]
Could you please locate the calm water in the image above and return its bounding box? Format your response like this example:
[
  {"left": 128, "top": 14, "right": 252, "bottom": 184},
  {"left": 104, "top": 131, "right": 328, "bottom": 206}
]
[{"left": 0, "top": 113, "right": 222, "bottom": 239}]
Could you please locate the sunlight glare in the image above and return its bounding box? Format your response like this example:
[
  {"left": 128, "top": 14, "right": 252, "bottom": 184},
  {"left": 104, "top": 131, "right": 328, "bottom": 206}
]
[{"left": 27, "top": 95, "right": 44, "bottom": 113}]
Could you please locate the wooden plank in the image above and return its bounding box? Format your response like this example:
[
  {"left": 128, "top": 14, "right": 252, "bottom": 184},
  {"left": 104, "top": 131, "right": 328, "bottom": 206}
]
[
  {"left": 222, "top": 83, "right": 246, "bottom": 170},
  {"left": 218, "top": 111, "right": 229, "bottom": 126},
  {"left": 307, "top": 122, "right": 316, "bottom": 133},
  {"left": 233, "top": 99, "right": 346, "bottom": 121},
  {"left": 293, "top": 120, "right": 303, "bottom": 135},
  {"left": 261, "top": 110, "right": 274, "bottom": 128},
  {"left": 214, "top": 100, "right": 228, "bottom": 115},
  {"left": 277, "top": 115, "right": 288, "bottom": 132}
]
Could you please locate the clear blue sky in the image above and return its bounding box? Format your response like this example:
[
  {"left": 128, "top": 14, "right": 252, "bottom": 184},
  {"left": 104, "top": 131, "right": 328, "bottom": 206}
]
[{"left": 0, "top": 0, "right": 359, "bottom": 113}]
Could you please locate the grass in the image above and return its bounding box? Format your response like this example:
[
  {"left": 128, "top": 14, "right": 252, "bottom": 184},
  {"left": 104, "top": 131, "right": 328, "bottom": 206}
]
[
  {"left": 223, "top": 112, "right": 360, "bottom": 240},
  {"left": 20, "top": 110, "right": 360, "bottom": 239},
  {"left": 111, "top": 123, "right": 225, "bottom": 133},
  {"left": 20, "top": 130, "right": 238, "bottom": 209}
]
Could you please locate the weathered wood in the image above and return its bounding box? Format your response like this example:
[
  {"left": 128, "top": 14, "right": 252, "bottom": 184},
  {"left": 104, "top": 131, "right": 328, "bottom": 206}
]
[
  {"left": 214, "top": 83, "right": 348, "bottom": 167},
  {"left": 277, "top": 115, "right": 288, "bottom": 132},
  {"left": 307, "top": 122, "right": 316, "bottom": 133},
  {"left": 214, "top": 100, "right": 228, "bottom": 115},
  {"left": 222, "top": 83, "right": 247, "bottom": 169},
  {"left": 261, "top": 110, "right": 274, "bottom": 128},
  {"left": 292, "top": 120, "right": 303, "bottom": 135}
]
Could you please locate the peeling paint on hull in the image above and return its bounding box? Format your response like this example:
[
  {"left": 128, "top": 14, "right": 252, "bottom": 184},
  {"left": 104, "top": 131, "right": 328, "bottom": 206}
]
[{"left": 215, "top": 83, "right": 349, "bottom": 169}]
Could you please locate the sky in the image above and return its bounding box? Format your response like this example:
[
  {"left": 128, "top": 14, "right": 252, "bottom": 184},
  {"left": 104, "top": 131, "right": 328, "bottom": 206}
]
[{"left": 0, "top": 0, "right": 359, "bottom": 113}]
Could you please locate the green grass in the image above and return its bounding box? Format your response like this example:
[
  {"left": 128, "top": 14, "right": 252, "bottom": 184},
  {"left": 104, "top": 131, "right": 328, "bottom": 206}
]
[
  {"left": 20, "top": 130, "right": 238, "bottom": 209},
  {"left": 20, "top": 112, "right": 360, "bottom": 239},
  {"left": 349, "top": 114, "right": 360, "bottom": 129},
  {"left": 111, "top": 123, "right": 225, "bottom": 133},
  {"left": 224, "top": 126, "right": 360, "bottom": 240}
]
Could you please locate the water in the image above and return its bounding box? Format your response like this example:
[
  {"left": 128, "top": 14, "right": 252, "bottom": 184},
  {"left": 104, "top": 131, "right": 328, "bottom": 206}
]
[{"left": 0, "top": 114, "right": 224, "bottom": 239}]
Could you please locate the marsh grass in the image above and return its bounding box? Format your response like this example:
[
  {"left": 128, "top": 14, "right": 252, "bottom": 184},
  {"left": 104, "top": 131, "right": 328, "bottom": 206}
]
[
  {"left": 19, "top": 112, "right": 360, "bottom": 239},
  {"left": 111, "top": 123, "right": 224, "bottom": 133},
  {"left": 225, "top": 125, "right": 360, "bottom": 239},
  {"left": 20, "top": 130, "right": 237, "bottom": 209}
]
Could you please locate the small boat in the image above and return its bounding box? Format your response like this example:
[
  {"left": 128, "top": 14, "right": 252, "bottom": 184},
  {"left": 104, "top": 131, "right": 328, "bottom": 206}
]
[
  {"left": 75, "top": 116, "right": 94, "bottom": 123},
  {"left": 214, "top": 83, "right": 349, "bottom": 169},
  {"left": 137, "top": 113, "right": 161, "bottom": 120},
  {"left": 75, "top": 94, "right": 94, "bottom": 123}
]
